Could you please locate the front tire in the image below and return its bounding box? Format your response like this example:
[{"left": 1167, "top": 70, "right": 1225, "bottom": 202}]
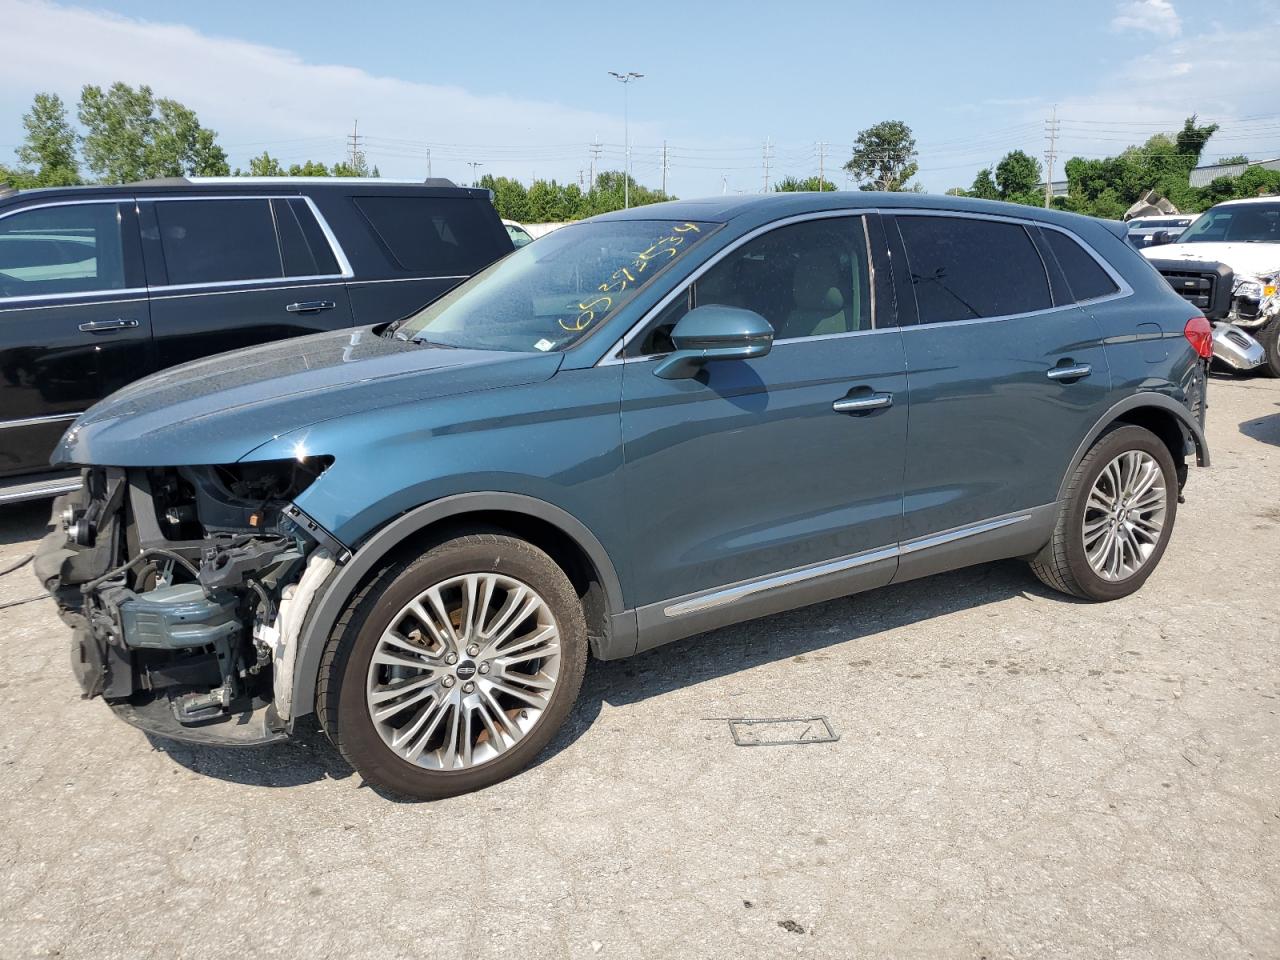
[
  {"left": 317, "top": 533, "right": 587, "bottom": 799},
  {"left": 1030, "top": 425, "right": 1178, "bottom": 601}
]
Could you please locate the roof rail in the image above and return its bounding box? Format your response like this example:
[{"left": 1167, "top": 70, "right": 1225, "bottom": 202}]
[
  {"left": 180, "top": 176, "right": 461, "bottom": 187},
  {"left": 129, "top": 177, "right": 192, "bottom": 186}
]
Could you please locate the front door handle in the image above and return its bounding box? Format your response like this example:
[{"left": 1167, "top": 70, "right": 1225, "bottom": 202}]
[
  {"left": 286, "top": 300, "right": 337, "bottom": 314},
  {"left": 1046, "top": 362, "right": 1092, "bottom": 381},
  {"left": 833, "top": 392, "right": 894, "bottom": 414},
  {"left": 78, "top": 318, "right": 139, "bottom": 333}
]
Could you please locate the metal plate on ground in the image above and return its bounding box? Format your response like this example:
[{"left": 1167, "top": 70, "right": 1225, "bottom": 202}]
[{"left": 728, "top": 716, "right": 839, "bottom": 746}]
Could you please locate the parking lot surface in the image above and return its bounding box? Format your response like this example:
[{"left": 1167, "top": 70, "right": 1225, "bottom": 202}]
[{"left": 1, "top": 376, "right": 1277, "bottom": 960}]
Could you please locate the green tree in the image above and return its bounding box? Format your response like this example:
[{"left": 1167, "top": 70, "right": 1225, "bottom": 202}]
[
  {"left": 16, "top": 93, "right": 80, "bottom": 186},
  {"left": 78, "top": 82, "right": 228, "bottom": 182},
  {"left": 844, "top": 120, "right": 918, "bottom": 191},
  {"left": 773, "top": 175, "right": 838, "bottom": 192},
  {"left": 1216, "top": 154, "right": 1249, "bottom": 165},
  {"left": 241, "top": 151, "right": 284, "bottom": 176},
  {"left": 994, "top": 149, "right": 1042, "bottom": 202},
  {"left": 287, "top": 160, "right": 331, "bottom": 177},
  {"left": 478, "top": 174, "right": 532, "bottom": 221},
  {"left": 968, "top": 167, "right": 999, "bottom": 200}
]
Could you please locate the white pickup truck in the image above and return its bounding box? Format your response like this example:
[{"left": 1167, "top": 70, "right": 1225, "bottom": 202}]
[{"left": 1141, "top": 196, "right": 1280, "bottom": 376}]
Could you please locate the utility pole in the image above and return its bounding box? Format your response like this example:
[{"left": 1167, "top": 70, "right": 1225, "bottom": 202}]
[
  {"left": 579, "top": 169, "right": 585, "bottom": 189},
  {"left": 762, "top": 137, "right": 773, "bottom": 193},
  {"left": 467, "top": 161, "right": 483, "bottom": 186},
  {"left": 721, "top": 173, "right": 728, "bottom": 195},
  {"left": 608, "top": 71, "right": 644, "bottom": 208},
  {"left": 588, "top": 138, "right": 602, "bottom": 192},
  {"left": 346, "top": 119, "right": 362, "bottom": 173},
  {"left": 817, "top": 140, "right": 829, "bottom": 191},
  {"left": 661, "top": 139, "right": 669, "bottom": 195},
  {"left": 425, "top": 147, "right": 432, "bottom": 179},
  {"left": 1043, "top": 104, "right": 1060, "bottom": 208}
]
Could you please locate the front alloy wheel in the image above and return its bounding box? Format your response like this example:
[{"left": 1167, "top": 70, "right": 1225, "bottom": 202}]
[
  {"left": 366, "top": 573, "right": 562, "bottom": 770},
  {"left": 320, "top": 533, "right": 587, "bottom": 799}
]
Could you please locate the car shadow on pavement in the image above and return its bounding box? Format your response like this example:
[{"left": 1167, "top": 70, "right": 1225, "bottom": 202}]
[
  {"left": 5, "top": 498, "right": 1077, "bottom": 801},
  {"left": 151, "top": 559, "right": 1068, "bottom": 801},
  {"left": 1238, "top": 406, "right": 1280, "bottom": 447}
]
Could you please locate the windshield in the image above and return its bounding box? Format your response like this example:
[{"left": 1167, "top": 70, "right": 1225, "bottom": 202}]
[
  {"left": 397, "top": 219, "right": 714, "bottom": 351},
  {"left": 1178, "top": 203, "right": 1280, "bottom": 244}
]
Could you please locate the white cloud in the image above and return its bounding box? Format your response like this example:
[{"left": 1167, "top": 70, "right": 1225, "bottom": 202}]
[
  {"left": 0, "top": 0, "right": 650, "bottom": 185},
  {"left": 1111, "top": 0, "right": 1182, "bottom": 39}
]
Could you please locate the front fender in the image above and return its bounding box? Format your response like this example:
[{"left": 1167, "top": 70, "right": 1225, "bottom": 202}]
[{"left": 288, "top": 492, "right": 630, "bottom": 724}]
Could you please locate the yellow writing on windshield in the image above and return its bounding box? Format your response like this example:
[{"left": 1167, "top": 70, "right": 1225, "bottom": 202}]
[{"left": 559, "top": 222, "right": 702, "bottom": 333}]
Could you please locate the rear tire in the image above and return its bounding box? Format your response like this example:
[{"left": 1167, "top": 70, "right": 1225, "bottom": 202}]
[
  {"left": 1030, "top": 425, "right": 1177, "bottom": 601},
  {"left": 317, "top": 533, "right": 587, "bottom": 799}
]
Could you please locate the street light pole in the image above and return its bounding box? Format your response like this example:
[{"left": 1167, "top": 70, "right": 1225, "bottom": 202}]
[{"left": 608, "top": 71, "right": 643, "bottom": 208}]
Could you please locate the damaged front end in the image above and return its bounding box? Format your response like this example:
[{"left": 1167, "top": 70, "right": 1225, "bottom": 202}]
[{"left": 34, "top": 458, "right": 346, "bottom": 745}]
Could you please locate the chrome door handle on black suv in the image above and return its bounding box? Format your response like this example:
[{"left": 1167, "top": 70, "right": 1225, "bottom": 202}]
[
  {"left": 286, "top": 300, "right": 337, "bottom": 314},
  {"left": 833, "top": 392, "right": 894, "bottom": 414},
  {"left": 1046, "top": 362, "right": 1093, "bottom": 381},
  {"left": 77, "top": 318, "right": 139, "bottom": 333}
]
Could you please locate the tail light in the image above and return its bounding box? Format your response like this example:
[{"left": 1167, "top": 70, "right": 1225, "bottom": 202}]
[{"left": 1183, "top": 316, "right": 1213, "bottom": 359}]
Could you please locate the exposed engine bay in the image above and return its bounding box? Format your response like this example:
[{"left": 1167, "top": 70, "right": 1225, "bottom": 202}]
[{"left": 34, "top": 458, "right": 346, "bottom": 744}]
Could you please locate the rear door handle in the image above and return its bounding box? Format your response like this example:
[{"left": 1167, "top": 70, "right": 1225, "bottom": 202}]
[
  {"left": 78, "top": 318, "right": 139, "bottom": 333},
  {"left": 286, "top": 300, "right": 337, "bottom": 314},
  {"left": 833, "top": 392, "right": 893, "bottom": 414},
  {"left": 1046, "top": 363, "right": 1092, "bottom": 381}
]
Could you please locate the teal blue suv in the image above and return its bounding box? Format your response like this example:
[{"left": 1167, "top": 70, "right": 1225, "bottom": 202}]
[{"left": 37, "top": 192, "right": 1211, "bottom": 798}]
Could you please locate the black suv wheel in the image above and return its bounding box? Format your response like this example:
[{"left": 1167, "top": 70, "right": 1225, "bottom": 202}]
[{"left": 317, "top": 533, "right": 587, "bottom": 799}]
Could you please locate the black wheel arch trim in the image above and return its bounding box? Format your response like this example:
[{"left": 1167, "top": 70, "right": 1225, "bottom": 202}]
[
  {"left": 289, "top": 492, "right": 626, "bottom": 723},
  {"left": 1059, "top": 392, "right": 1209, "bottom": 501}
]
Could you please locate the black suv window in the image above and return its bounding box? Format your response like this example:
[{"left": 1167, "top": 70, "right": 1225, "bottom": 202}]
[
  {"left": 635, "top": 216, "right": 873, "bottom": 355},
  {"left": 0, "top": 202, "right": 126, "bottom": 298},
  {"left": 154, "top": 199, "right": 282, "bottom": 285},
  {"left": 1042, "top": 229, "right": 1119, "bottom": 302},
  {"left": 897, "top": 215, "right": 1051, "bottom": 323},
  {"left": 273, "top": 198, "right": 341, "bottom": 278},
  {"left": 354, "top": 196, "right": 504, "bottom": 276}
]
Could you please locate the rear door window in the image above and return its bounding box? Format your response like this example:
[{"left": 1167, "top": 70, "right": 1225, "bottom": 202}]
[
  {"left": 153, "top": 198, "right": 282, "bottom": 285},
  {"left": 1042, "top": 229, "right": 1119, "bottom": 302},
  {"left": 354, "top": 196, "right": 504, "bottom": 275},
  {"left": 896, "top": 215, "right": 1051, "bottom": 323},
  {"left": 0, "top": 202, "right": 126, "bottom": 298}
]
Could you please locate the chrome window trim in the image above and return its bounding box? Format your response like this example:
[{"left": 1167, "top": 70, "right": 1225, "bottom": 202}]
[
  {"left": 662, "top": 509, "right": 1034, "bottom": 619},
  {"left": 599, "top": 210, "right": 879, "bottom": 366},
  {"left": 141, "top": 194, "right": 355, "bottom": 286},
  {"left": 889, "top": 209, "right": 1134, "bottom": 324},
  {"left": 0, "top": 198, "right": 136, "bottom": 305},
  {"left": 0, "top": 411, "right": 82, "bottom": 430},
  {"left": 0, "top": 293, "right": 149, "bottom": 313}
]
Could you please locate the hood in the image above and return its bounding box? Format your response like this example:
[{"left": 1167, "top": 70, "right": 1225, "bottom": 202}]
[
  {"left": 1142, "top": 241, "right": 1280, "bottom": 279},
  {"left": 55, "top": 326, "right": 563, "bottom": 467}
]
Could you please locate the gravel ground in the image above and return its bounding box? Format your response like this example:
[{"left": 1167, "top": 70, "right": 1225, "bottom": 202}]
[{"left": 1, "top": 375, "right": 1277, "bottom": 960}]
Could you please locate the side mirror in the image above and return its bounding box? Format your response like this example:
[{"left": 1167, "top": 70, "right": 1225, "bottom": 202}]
[{"left": 653, "top": 305, "right": 774, "bottom": 380}]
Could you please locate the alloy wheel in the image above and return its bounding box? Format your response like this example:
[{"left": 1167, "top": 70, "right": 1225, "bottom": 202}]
[
  {"left": 365, "top": 573, "right": 562, "bottom": 770},
  {"left": 1081, "top": 449, "right": 1167, "bottom": 582}
]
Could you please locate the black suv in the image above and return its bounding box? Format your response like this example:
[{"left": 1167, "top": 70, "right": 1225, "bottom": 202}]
[{"left": 0, "top": 177, "right": 512, "bottom": 501}]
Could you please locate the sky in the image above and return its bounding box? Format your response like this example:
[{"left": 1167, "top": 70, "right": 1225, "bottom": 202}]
[{"left": 2, "top": 0, "right": 1280, "bottom": 198}]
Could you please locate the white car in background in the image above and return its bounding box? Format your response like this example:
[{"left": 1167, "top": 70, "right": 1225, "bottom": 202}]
[
  {"left": 503, "top": 219, "right": 534, "bottom": 248},
  {"left": 1126, "top": 214, "right": 1193, "bottom": 248},
  {"left": 1142, "top": 197, "right": 1280, "bottom": 376}
]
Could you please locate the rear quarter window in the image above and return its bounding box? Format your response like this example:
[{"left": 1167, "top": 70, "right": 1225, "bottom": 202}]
[
  {"left": 353, "top": 196, "right": 505, "bottom": 276},
  {"left": 1042, "top": 229, "right": 1119, "bottom": 302}
]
